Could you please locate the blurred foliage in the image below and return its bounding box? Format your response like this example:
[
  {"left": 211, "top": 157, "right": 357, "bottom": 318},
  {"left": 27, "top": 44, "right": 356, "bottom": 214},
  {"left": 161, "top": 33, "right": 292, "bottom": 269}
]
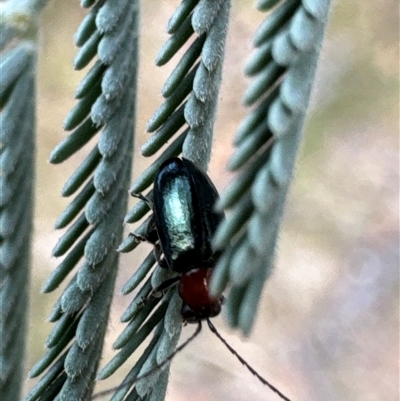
[{"left": 24, "top": 1, "right": 398, "bottom": 400}]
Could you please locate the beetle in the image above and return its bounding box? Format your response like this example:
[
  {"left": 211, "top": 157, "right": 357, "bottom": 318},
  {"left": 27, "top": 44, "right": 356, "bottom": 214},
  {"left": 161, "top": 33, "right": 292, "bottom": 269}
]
[
  {"left": 94, "top": 158, "right": 291, "bottom": 401},
  {"left": 110, "top": 157, "right": 292, "bottom": 401},
  {"left": 139, "top": 157, "right": 225, "bottom": 322}
]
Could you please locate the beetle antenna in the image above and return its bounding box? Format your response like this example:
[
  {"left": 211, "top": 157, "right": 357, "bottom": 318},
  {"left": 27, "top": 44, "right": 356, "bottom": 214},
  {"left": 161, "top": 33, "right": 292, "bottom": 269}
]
[
  {"left": 206, "top": 319, "right": 292, "bottom": 401},
  {"left": 92, "top": 321, "right": 202, "bottom": 400}
]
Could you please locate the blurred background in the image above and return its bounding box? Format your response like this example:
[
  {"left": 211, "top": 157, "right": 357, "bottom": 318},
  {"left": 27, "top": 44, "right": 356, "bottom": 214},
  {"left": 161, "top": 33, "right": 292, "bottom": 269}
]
[{"left": 25, "top": 1, "right": 398, "bottom": 400}]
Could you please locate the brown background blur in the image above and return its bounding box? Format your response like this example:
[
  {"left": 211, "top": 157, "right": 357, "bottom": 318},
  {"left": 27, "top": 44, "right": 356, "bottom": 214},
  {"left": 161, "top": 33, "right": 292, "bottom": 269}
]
[{"left": 25, "top": 1, "right": 399, "bottom": 400}]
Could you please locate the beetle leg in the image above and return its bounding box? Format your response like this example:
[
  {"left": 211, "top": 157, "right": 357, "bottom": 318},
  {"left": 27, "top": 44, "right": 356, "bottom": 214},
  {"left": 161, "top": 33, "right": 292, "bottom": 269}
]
[
  {"left": 130, "top": 233, "right": 147, "bottom": 242},
  {"left": 137, "top": 276, "right": 180, "bottom": 309},
  {"left": 145, "top": 216, "right": 159, "bottom": 244},
  {"left": 130, "top": 216, "right": 159, "bottom": 244},
  {"left": 154, "top": 242, "right": 169, "bottom": 268},
  {"left": 140, "top": 216, "right": 169, "bottom": 268},
  {"left": 150, "top": 276, "right": 180, "bottom": 297},
  {"left": 131, "top": 192, "right": 153, "bottom": 208}
]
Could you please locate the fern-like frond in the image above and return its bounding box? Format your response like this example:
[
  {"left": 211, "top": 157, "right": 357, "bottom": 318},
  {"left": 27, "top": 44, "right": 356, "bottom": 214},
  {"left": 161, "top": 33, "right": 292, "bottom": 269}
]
[
  {"left": 211, "top": 0, "right": 332, "bottom": 335},
  {"left": 24, "top": 1, "right": 139, "bottom": 400},
  {"left": 0, "top": 1, "right": 46, "bottom": 399},
  {"left": 98, "top": 1, "right": 231, "bottom": 400}
]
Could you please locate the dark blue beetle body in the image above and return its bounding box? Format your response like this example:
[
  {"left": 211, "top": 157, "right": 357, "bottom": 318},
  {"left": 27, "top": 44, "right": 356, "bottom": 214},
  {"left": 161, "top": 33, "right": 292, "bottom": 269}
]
[
  {"left": 125, "top": 158, "right": 292, "bottom": 401},
  {"left": 149, "top": 157, "right": 224, "bottom": 322},
  {"left": 152, "top": 157, "right": 224, "bottom": 273}
]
